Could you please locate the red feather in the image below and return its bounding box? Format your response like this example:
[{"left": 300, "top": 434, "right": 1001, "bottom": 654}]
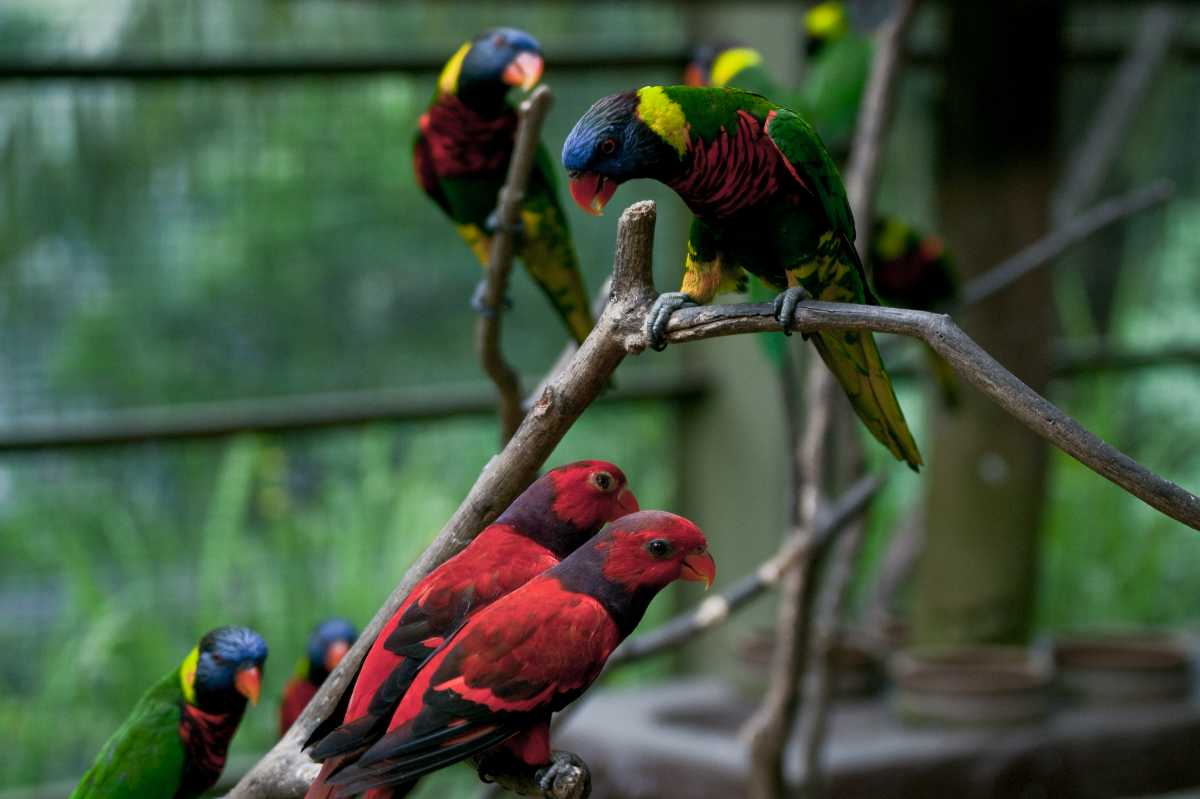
[{"left": 279, "top": 677, "right": 319, "bottom": 736}]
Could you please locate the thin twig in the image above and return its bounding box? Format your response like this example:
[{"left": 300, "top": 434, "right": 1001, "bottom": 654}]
[
  {"left": 476, "top": 86, "right": 554, "bottom": 443},
  {"left": 962, "top": 180, "right": 1173, "bottom": 307},
  {"left": 1052, "top": 4, "right": 1177, "bottom": 223}
]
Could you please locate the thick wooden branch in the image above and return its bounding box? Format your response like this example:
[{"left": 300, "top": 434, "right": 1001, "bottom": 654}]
[
  {"left": 660, "top": 300, "right": 1200, "bottom": 530},
  {"left": 477, "top": 86, "right": 554, "bottom": 443}
]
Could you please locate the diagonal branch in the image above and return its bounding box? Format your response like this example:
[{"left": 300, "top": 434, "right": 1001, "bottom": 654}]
[{"left": 477, "top": 85, "right": 554, "bottom": 443}]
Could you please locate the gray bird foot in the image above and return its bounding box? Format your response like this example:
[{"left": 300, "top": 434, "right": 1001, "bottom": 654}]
[
  {"left": 772, "top": 286, "right": 813, "bottom": 336},
  {"left": 470, "top": 279, "right": 513, "bottom": 318},
  {"left": 646, "top": 292, "right": 698, "bottom": 352},
  {"left": 536, "top": 750, "right": 591, "bottom": 799},
  {"left": 485, "top": 208, "right": 525, "bottom": 240}
]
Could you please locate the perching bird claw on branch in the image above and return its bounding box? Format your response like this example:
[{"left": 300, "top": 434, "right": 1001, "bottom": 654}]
[
  {"left": 646, "top": 291, "right": 697, "bottom": 351},
  {"left": 470, "top": 278, "right": 514, "bottom": 319},
  {"left": 772, "top": 285, "right": 813, "bottom": 336},
  {"left": 475, "top": 748, "right": 591, "bottom": 799}
]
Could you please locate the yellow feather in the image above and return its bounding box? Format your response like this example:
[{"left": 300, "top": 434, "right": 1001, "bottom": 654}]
[
  {"left": 179, "top": 646, "right": 199, "bottom": 705},
  {"left": 711, "top": 48, "right": 764, "bottom": 88},
  {"left": 635, "top": 86, "right": 689, "bottom": 157},
  {"left": 806, "top": 2, "right": 849, "bottom": 40},
  {"left": 438, "top": 42, "right": 472, "bottom": 95}
]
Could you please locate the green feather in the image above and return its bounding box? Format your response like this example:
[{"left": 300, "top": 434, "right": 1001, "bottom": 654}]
[{"left": 70, "top": 667, "right": 188, "bottom": 799}]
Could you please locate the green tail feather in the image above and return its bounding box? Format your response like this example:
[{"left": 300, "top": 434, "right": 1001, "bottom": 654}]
[{"left": 810, "top": 329, "right": 923, "bottom": 470}]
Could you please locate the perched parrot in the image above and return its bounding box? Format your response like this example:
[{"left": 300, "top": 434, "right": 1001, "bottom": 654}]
[
  {"left": 685, "top": 41, "right": 786, "bottom": 101},
  {"left": 798, "top": 1, "right": 872, "bottom": 160},
  {"left": 413, "top": 28, "right": 596, "bottom": 344},
  {"left": 304, "top": 460, "right": 639, "bottom": 798},
  {"left": 562, "top": 86, "right": 922, "bottom": 469},
  {"left": 870, "top": 217, "right": 962, "bottom": 406},
  {"left": 322, "top": 510, "right": 715, "bottom": 797},
  {"left": 280, "top": 618, "right": 359, "bottom": 736},
  {"left": 71, "top": 626, "right": 268, "bottom": 799}
]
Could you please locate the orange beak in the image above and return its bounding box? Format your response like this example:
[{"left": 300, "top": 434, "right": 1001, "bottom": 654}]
[
  {"left": 502, "top": 51, "right": 544, "bottom": 92},
  {"left": 568, "top": 172, "right": 619, "bottom": 216},
  {"left": 324, "top": 640, "right": 350, "bottom": 673},
  {"left": 616, "top": 487, "right": 640, "bottom": 517},
  {"left": 235, "top": 666, "right": 262, "bottom": 705},
  {"left": 681, "top": 550, "right": 716, "bottom": 589}
]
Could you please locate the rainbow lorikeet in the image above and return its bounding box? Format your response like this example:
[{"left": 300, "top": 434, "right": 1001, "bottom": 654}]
[
  {"left": 323, "top": 510, "right": 715, "bottom": 796},
  {"left": 71, "top": 626, "right": 267, "bottom": 799},
  {"left": 280, "top": 618, "right": 358, "bottom": 736},
  {"left": 413, "top": 28, "right": 595, "bottom": 344},
  {"left": 685, "top": 42, "right": 787, "bottom": 101},
  {"left": 797, "top": 1, "right": 872, "bottom": 161},
  {"left": 304, "top": 460, "right": 639, "bottom": 798},
  {"left": 562, "top": 86, "right": 922, "bottom": 469}
]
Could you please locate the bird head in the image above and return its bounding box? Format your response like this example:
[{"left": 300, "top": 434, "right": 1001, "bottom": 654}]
[
  {"left": 305, "top": 617, "right": 358, "bottom": 683},
  {"left": 805, "top": 1, "right": 850, "bottom": 58},
  {"left": 562, "top": 87, "right": 686, "bottom": 216},
  {"left": 499, "top": 460, "right": 639, "bottom": 558},
  {"left": 183, "top": 626, "right": 268, "bottom": 713},
  {"left": 441, "top": 28, "right": 543, "bottom": 109},
  {"left": 593, "top": 510, "right": 715, "bottom": 593},
  {"left": 685, "top": 42, "right": 764, "bottom": 89}
]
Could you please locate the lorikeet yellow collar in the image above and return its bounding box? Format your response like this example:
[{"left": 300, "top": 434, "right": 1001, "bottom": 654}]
[
  {"left": 806, "top": 2, "right": 849, "bottom": 41},
  {"left": 635, "top": 86, "right": 688, "bottom": 157},
  {"left": 179, "top": 645, "right": 199, "bottom": 705},
  {"left": 710, "top": 48, "right": 763, "bottom": 89},
  {"left": 438, "top": 41, "right": 472, "bottom": 95}
]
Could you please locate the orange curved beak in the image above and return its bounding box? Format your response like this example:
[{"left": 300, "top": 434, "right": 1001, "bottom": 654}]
[
  {"left": 568, "top": 172, "right": 619, "bottom": 216},
  {"left": 324, "top": 640, "right": 350, "bottom": 673},
  {"left": 681, "top": 550, "right": 716, "bottom": 589},
  {"left": 616, "top": 487, "right": 640, "bottom": 517},
  {"left": 502, "top": 51, "right": 544, "bottom": 92},
  {"left": 235, "top": 666, "right": 262, "bottom": 705}
]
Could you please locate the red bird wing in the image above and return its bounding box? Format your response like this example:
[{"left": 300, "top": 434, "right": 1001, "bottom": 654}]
[
  {"left": 280, "top": 676, "right": 318, "bottom": 737},
  {"left": 326, "top": 577, "right": 620, "bottom": 794},
  {"left": 307, "top": 527, "right": 558, "bottom": 762}
]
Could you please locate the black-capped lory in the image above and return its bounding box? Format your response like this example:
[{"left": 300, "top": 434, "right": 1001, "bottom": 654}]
[
  {"left": 323, "top": 511, "right": 715, "bottom": 797},
  {"left": 280, "top": 618, "right": 358, "bottom": 736},
  {"left": 71, "top": 626, "right": 267, "bottom": 799},
  {"left": 304, "top": 460, "right": 639, "bottom": 798},
  {"left": 413, "top": 28, "right": 595, "bottom": 344},
  {"left": 562, "top": 86, "right": 922, "bottom": 469}
]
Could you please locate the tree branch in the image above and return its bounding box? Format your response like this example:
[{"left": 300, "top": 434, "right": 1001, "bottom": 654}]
[{"left": 477, "top": 86, "right": 554, "bottom": 443}]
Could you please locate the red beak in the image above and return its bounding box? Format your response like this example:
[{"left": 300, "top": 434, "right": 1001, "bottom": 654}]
[
  {"left": 324, "top": 640, "right": 350, "bottom": 673},
  {"left": 502, "top": 51, "right": 544, "bottom": 92},
  {"left": 616, "top": 487, "right": 640, "bottom": 517},
  {"left": 683, "top": 63, "right": 706, "bottom": 87},
  {"left": 568, "top": 172, "right": 619, "bottom": 216},
  {"left": 235, "top": 666, "right": 262, "bottom": 705},
  {"left": 681, "top": 550, "right": 716, "bottom": 589}
]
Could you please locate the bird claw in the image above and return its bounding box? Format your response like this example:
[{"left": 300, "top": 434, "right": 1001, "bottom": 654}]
[
  {"left": 536, "top": 750, "right": 591, "bottom": 799},
  {"left": 485, "top": 208, "right": 525, "bottom": 239},
  {"left": 470, "top": 279, "right": 513, "bottom": 318},
  {"left": 646, "top": 292, "right": 698, "bottom": 352},
  {"left": 772, "top": 286, "right": 812, "bottom": 336}
]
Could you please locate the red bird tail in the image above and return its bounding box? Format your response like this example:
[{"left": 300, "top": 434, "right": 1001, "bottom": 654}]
[{"left": 304, "top": 758, "right": 344, "bottom": 799}]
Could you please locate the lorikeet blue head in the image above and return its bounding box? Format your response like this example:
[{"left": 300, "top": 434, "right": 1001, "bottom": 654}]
[
  {"left": 304, "top": 617, "right": 357, "bottom": 683},
  {"left": 562, "top": 90, "right": 682, "bottom": 215},
  {"left": 447, "top": 28, "right": 544, "bottom": 111},
  {"left": 189, "top": 626, "right": 269, "bottom": 713}
]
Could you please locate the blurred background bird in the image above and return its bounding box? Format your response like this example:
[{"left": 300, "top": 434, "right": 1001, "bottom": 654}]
[
  {"left": 70, "top": 626, "right": 267, "bottom": 799},
  {"left": 413, "top": 27, "right": 596, "bottom": 344},
  {"left": 279, "top": 618, "right": 358, "bottom": 736}
]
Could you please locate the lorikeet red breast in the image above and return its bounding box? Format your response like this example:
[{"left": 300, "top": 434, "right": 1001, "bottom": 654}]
[
  {"left": 280, "top": 618, "right": 358, "bottom": 736},
  {"left": 71, "top": 626, "right": 267, "bottom": 799},
  {"left": 323, "top": 510, "right": 715, "bottom": 796},
  {"left": 304, "top": 461, "right": 638, "bottom": 798},
  {"left": 414, "top": 28, "right": 596, "bottom": 344},
  {"left": 562, "top": 86, "right": 922, "bottom": 469}
]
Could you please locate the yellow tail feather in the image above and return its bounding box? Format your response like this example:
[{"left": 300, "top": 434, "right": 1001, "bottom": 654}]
[{"left": 811, "top": 329, "right": 923, "bottom": 470}]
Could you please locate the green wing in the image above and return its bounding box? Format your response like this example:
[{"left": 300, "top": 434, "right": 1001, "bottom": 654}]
[
  {"left": 516, "top": 145, "right": 595, "bottom": 344},
  {"left": 71, "top": 669, "right": 186, "bottom": 799},
  {"left": 763, "top": 105, "right": 856, "bottom": 246}
]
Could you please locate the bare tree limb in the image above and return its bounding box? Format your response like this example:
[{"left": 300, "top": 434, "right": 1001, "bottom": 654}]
[
  {"left": 477, "top": 86, "right": 554, "bottom": 443},
  {"left": 963, "top": 179, "right": 1173, "bottom": 307},
  {"left": 1052, "top": 4, "right": 1177, "bottom": 223}
]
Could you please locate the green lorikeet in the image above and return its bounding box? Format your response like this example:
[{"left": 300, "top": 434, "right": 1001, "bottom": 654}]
[
  {"left": 799, "top": 1, "right": 872, "bottom": 161},
  {"left": 279, "top": 618, "right": 357, "bottom": 736},
  {"left": 71, "top": 626, "right": 268, "bottom": 799},
  {"left": 562, "top": 86, "right": 922, "bottom": 469},
  {"left": 413, "top": 28, "right": 595, "bottom": 344}
]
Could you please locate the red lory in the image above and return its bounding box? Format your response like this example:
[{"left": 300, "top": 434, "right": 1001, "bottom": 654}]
[
  {"left": 323, "top": 510, "right": 715, "bottom": 796},
  {"left": 280, "top": 618, "right": 358, "bottom": 736},
  {"left": 71, "top": 626, "right": 267, "bottom": 798},
  {"left": 304, "top": 460, "right": 638, "bottom": 798},
  {"left": 414, "top": 28, "right": 596, "bottom": 343},
  {"left": 562, "top": 86, "right": 923, "bottom": 469}
]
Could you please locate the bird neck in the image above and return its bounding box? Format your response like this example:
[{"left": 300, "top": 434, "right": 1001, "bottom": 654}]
[
  {"left": 495, "top": 480, "right": 587, "bottom": 560},
  {"left": 550, "top": 547, "right": 658, "bottom": 639},
  {"left": 178, "top": 701, "right": 242, "bottom": 796},
  {"left": 421, "top": 93, "right": 517, "bottom": 178},
  {"left": 665, "top": 109, "right": 783, "bottom": 221}
]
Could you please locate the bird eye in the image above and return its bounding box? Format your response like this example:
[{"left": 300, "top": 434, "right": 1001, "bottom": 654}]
[
  {"left": 646, "top": 539, "right": 673, "bottom": 558},
  {"left": 590, "top": 471, "right": 615, "bottom": 491},
  {"left": 599, "top": 137, "right": 617, "bottom": 156},
  {"left": 491, "top": 33, "right": 506, "bottom": 47}
]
